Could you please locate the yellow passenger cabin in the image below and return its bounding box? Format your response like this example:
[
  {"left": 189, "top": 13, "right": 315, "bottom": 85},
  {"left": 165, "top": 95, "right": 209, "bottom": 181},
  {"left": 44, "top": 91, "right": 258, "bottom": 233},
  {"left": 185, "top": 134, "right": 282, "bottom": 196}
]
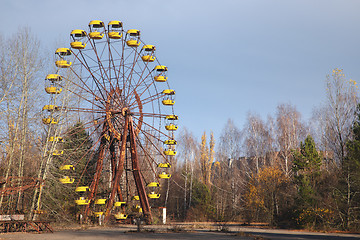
[
  {"left": 108, "top": 20, "right": 123, "bottom": 39},
  {"left": 49, "top": 136, "right": 63, "bottom": 142},
  {"left": 55, "top": 60, "right": 72, "bottom": 68},
  {"left": 75, "top": 197, "right": 90, "bottom": 205},
  {"left": 95, "top": 199, "right": 107, "bottom": 205},
  {"left": 162, "top": 89, "right": 175, "bottom": 95},
  {"left": 141, "top": 45, "right": 156, "bottom": 62},
  {"left": 55, "top": 48, "right": 72, "bottom": 68},
  {"left": 70, "top": 41, "right": 86, "bottom": 49},
  {"left": 157, "top": 163, "right": 171, "bottom": 168},
  {"left": 89, "top": 20, "right": 105, "bottom": 39},
  {"left": 166, "top": 115, "right": 178, "bottom": 121},
  {"left": 132, "top": 205, "right": 142, "bottom": 213},
  {"left": 147, "top": 192, "right": 160, "bottom": 199},
  {"left": 55, "top": 48, "right": 72, "bottom": 56},
  {"left": 154, "top": 65, "right": 167, "bottom": 72},
  {"left": 52, "top": 150, "right": 64, "bottom": 156},
  {"left": 114, "top": 201, "right": 126, "bottom": 207},
  {"left": 60, "top": 165, "right": 74, "bottom": 171},
  {"left": 154, "top": 65, "right": 168, "bottom": 82},
  {"left": 114, "top": 213, "right": 128, "bottom": 220},
  {"left": 42, "top": 105, "right": 59, "bottom": 111},
  {"left": 75, "top": 186, "right": 90, "bottom": 192},
  {"left": 162, "top": 99, "right": 175, "bottom": 106},
  {"left": 147, "top": 182, "right": 160, "bottom": 187},
  {"left": 159, "top": 172, "right": 171, "bottom": 179},
  {"left": 164, "top": 139, "right": 177, "bottom": 145},
  {"left": 46, "top": 74, "right": 62, "bottom": 82},
  {"left": 42, "top": 117, "right": 59, "bottom": 125},
  {"left": 45, "top": 86, "right": 62, "bottom": 94},
  {"left": 132, "top": 196, "right": 140, "bottom": 201},
  {"left": 70, "top": 29, "right": 87, "bottom": 49},
  {"left": 164, "top": 149, "right": 177, "bottom": 156},
  {"left": 165, "top": 124, "right": 178, "bottom": 131},
  {"left": 126, "top": 29, "right": 140, "bottom": 47},
  {"left": 60, "top": 176, "right": 74, "bottom": 184},
  {"left": 94, "top": 212, "right": 104, "bottom": 217},
  {"left": 154, "top": 75, "right": 167, "bottom": 82}
]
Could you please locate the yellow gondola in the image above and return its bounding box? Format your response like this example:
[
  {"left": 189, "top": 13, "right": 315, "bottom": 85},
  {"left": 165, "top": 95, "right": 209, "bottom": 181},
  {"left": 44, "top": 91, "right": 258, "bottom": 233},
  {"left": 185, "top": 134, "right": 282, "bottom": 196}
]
[
  {"left": 55, "top": 48, "right": 72, "bottom": 68},
  {"left": 75, "top": 186, "right": 89, "bottom": 192},
  {"left": 42, "top": 117, "right": 59, "bottom": 125},
  {"left": 114, "top": 213, "right": 128, "bottom": 220},
  {"left": 45, "top": 74, "right": 62, "bottom": 82},
  {"left": 89, "top": 20, "right": 105, "bottom": 39},
  {"left": 154, "top": 76, "right": 167, "bottom": 82},
  {"left": 164, "top": 149, "right": 177, "bottom": 156},
  {"left": 60, "top": 176, "right": 74, "bottom": 184},
  {"left": 162, "top": 89, "right": 175, "bottom": 95},
  {"left": 158, "top": 163, "right": 171, "bottom": 168},
  {"left": 126, "top": 39, "right": 140, "bottom": 47},
  {"left": 132, "top": 196, "right": 140, "bottom": 201},
  {"left": 108, "top": 20, "right": 123, "bottom": 39},
  {"left": 158, "top": 172, "right": 171, "bottom": 179},
  {"left": 154, "top": 65, "right": 167, "bottom": 71},
  {"left": 147, "top": 182, "right": 160, "bottom": 187},
  {"left": 70, "top": 29, "right": 87, "bottom": 49},
  {"left": 162, "top": 99, "right": 175, "bottom": 106},
  {"left": 114, "top": 201, "right": 126, "bottom": 207},
  {"left": 52, "top": 150, "right": 64, "bottom": 156},
  {"left": 60, "top": 165, "right": 74, "bottom": 170},
  {"left": 166, "top": 115, "right": 178, "bottom": 120},
  {"left": 147, "top": 192, "right": 160, "bottom": 199},
  {"left": 165, "top": 124, "right": 178, "bottom": 131},
  {"left": 141, "top": 45, "right": 156, "bottom": 62},
  {"left": 94, "top": 212, "right": 104, "bottom": 217},
  {"left": 75, "top": 197, "right": 90, "bottom": 205},
  {"left": 45, "top": 86, "right": 62, "bottom": 94},
  {"left": 95, "top": 199, "right": 107, "bottom": 205},
  {"left": 132, "top": 205, "right": 142, "bottom": 213},
  {"left": 49, "top": 136, "right": 63, "bottom": 142},
  {"left": 55, "top": 48, "right": 72, "bottom": 56},
  {"left": 71, "top": 29, "right": 87, "bottom": 37},
  {"left": 42, "top": 105, "right": 59, "bottom": 111},
  {"left": 71, "top": 41, "right": 86, "bottom": 49},
  {"left": 126, "top": 29, "right": 140, "bottom": 47},
  {"left": 55, "top": 60, "right": 72, "bottom": 68},
  {"left": 164, "top": 139, "right": 177, "bottom": 145},
  {"left": 142, "top": 55, "right": 156, "bottom": 62}
]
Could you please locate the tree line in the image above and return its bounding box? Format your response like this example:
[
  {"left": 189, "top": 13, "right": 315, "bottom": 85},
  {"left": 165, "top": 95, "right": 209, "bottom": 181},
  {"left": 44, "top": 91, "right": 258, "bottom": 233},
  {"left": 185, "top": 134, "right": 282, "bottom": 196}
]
[{"left": 166, "top": 68, "right": 360, "bottom": 231}]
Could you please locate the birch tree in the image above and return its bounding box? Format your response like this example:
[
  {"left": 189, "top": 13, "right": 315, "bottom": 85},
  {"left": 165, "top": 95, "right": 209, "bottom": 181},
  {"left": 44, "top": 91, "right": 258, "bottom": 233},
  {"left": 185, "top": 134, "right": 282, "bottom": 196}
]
[{"left": 276, "top": 103, "right": 306, "bottom": 176}]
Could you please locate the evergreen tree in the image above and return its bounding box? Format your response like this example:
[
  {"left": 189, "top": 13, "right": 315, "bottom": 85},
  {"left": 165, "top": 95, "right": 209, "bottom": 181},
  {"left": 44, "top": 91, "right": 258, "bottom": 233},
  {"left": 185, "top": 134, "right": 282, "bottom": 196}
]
[
  {"left": 44, "top": 121, "right": 94, "bottom": 221},
  {"left": 292, "top": 135, "right": 325, "bottom": 227},
  {"left": 293, "top": 135, "right": 322, "bottom": 207}
]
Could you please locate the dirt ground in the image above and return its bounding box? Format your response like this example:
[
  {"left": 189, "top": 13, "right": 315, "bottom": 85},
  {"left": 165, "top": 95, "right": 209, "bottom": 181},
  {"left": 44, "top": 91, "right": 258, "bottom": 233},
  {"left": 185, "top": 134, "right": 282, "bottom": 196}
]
[
  {"left": 0, "top": 223, "right": 255, "bottom": 240},
  {"left": 0, "top": 222, "right": 359, "bottom": 240}
]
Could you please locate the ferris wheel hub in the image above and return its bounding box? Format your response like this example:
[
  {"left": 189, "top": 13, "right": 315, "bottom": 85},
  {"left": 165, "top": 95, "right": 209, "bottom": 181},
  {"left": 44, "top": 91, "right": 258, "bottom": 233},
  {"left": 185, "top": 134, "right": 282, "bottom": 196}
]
[{"left": 121, "top": 107, "right": 128, "bottom": 116}]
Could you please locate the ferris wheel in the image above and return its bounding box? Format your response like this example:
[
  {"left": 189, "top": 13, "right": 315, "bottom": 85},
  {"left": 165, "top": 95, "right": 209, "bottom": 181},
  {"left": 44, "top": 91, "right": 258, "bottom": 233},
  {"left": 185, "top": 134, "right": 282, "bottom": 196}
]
[{"left": 43, "top": 20, "right": 178, "bottom": 223}]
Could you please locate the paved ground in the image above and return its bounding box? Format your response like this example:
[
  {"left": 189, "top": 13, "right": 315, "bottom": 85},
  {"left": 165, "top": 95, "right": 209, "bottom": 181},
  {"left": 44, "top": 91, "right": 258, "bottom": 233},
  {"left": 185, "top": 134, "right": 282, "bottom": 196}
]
[{"left": 0, "top": 223, "right": 359, "bottom": 240}]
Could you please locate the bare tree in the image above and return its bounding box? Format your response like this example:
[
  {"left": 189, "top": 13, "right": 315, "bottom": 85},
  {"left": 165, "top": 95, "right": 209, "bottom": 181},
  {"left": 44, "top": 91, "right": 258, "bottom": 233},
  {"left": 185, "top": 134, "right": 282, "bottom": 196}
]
[
  {"left": 177, "top": 127, "right": 198, "bottom": 216},
  {"left": 216, "top": 119, "right": 243, "bottom": 218},
  {"left": 244, "top": 112, "right": 273, "bottom": 173},
  {"left": 275, "top": 103, "right": 306, "bottom": 176},
  {"left": 323, "top": 69, "right": 357, "bottom": 165}
]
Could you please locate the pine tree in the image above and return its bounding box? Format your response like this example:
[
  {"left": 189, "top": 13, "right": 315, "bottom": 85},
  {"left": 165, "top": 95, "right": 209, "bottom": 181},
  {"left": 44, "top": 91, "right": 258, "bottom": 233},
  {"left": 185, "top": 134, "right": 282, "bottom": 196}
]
[{"left": 292, "top": 135, "right": 322, "bottom": 207}]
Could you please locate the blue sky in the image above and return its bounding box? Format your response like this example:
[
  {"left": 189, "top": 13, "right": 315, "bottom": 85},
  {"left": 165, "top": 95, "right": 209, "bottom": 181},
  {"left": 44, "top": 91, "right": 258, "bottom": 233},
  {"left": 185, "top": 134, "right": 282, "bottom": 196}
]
[{"left": 2, "top": 0, "right": 360, "bottom": 141}]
